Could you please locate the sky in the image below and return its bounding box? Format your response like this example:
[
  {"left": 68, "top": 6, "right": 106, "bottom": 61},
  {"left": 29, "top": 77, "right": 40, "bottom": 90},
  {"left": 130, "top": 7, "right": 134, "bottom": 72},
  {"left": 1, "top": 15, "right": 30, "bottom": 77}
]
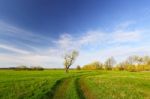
[{"left": 0, "top": 0, "right": 150, "bottom": 68}]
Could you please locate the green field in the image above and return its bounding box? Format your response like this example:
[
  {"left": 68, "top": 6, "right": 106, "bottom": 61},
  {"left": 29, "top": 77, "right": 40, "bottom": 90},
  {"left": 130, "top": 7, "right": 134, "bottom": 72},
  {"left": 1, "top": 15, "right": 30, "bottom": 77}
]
[{"left": 0, "top": 70, "right": 150, "bottom": 99}]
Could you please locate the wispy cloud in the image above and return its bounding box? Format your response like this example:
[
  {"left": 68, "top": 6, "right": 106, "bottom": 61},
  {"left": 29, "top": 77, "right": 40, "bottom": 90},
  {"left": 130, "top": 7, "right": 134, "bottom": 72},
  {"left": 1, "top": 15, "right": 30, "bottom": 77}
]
[
  {"left": 53, "top": 29, "right": 142, "bottom": 52},
  {"left": 0, "top": 21, "right": 52, "bottom": 50},
  {"left": 0, "top": 21, "right": 149, "bottom": 68},
  {"left": 112, "top": 30, "right": 141, "bottom": 43}
]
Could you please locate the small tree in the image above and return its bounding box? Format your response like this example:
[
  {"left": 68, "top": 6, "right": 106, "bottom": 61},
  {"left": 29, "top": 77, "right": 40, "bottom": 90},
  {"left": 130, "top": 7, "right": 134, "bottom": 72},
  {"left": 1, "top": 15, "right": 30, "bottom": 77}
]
[
  {"left": 104, "top": 57, "right": 116, "bottom": 70},
  {"left": 126, "top": 56, "right": 135, "bottom": 65},
  {"left": 76, "top": 65, "right": 81, "bottom": 70},
  {"left": 64, "top": 50, "right": 79, "bottom": 73}
]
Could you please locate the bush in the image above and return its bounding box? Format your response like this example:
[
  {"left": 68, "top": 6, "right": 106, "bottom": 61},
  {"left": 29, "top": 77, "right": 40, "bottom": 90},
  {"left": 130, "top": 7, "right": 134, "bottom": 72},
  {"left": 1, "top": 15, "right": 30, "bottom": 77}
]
[
  {"left": 82, "top": 61, "right": 103, "bottom": 70},
  {"left": 76, "top": 65, "right": 81, "bottom": 70},
  {"left": 126, "top": 65, "right": 137, "bottom": 72}
]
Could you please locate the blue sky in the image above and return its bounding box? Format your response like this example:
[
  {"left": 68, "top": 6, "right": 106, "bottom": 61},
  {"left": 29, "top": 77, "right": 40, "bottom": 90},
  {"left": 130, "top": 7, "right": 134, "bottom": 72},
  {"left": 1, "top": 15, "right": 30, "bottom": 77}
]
[{"left": 0, "top": 0, "right": 150, "bottom": 68}]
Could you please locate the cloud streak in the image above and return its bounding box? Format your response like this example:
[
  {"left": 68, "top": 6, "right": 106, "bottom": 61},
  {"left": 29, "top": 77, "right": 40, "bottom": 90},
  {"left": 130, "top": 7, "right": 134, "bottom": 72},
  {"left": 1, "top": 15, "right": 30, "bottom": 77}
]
[
  {"left": 0, "top": 44, "right": 30, "bottom": 54},
  {"left": 0, "top": 21, "right": 52, "bottom": 50}
]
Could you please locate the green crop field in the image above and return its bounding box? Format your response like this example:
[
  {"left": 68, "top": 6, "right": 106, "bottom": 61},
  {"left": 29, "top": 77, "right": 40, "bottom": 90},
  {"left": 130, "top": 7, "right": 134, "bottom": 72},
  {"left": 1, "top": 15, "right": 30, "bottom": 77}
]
[{"left": 0, "top": 70, "right": 150, "bottom": 99}]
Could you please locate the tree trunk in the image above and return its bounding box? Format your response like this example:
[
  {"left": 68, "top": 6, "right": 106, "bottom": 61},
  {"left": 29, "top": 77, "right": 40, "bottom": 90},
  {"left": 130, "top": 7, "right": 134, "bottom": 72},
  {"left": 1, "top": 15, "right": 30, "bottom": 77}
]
[{"left": 65, "top": 68, "right": 69, "bottom": 73}]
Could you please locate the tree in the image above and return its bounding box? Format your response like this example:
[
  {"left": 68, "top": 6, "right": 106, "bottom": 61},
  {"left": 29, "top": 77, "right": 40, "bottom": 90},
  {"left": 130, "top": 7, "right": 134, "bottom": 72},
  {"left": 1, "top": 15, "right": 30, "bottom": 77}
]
[
  {"left": 104, "top": 57, "right": 116, "bottom": 70},
  {"left": 116, "top": 62, "right": 126, "bottom": 71},
  {"left": 133, "top": 55, "right": 143, "bottom": 65},
  {"left": 143, "top": 56, "right": 150, "bottom": 65},
  {"left": 64, "top": 50, "right": 79, "bottom": 73},
  {"left": 92, "top": 61, "right": 103, "bottom": 70},
  {"left": 126, "top": 56, "right": 135, "bottom": 65},
  {"left": 125, "top": 55, "right": 143, "bottom": 66}
]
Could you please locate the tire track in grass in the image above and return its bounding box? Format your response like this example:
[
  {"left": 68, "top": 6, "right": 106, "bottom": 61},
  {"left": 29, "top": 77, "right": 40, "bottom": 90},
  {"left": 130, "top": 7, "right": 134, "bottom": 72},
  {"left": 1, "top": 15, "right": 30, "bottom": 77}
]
[
  {"left": 76, "top": 77, "right": 97, "bottom": 99},
  {"left": 52, "top": 78, "right": 71, "bottom": 99},
  {"left": 43, "top": 76, "right": 82, "bottom": 99},
  {"left": 42, "top": 78, "right": 65, "bottom": 99},
  {"left": 75, "top": 78, "right": 86, "bottom": 99},
  {"left": 48, "top": 74, "right": 86, "bottom": 99}
]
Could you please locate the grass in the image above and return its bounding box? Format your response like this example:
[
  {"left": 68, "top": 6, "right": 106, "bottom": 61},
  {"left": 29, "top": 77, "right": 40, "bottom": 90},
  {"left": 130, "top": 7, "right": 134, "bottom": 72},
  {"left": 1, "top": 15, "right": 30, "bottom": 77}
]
[
  {"left": 0, "top": 70, "right": 69, "bottom": 99},
  {"left": 84, "top": 71, "right": 150, "bottom": 99},
  {"left": 0, "top": 70, "right": 150, "bottom": 99}
]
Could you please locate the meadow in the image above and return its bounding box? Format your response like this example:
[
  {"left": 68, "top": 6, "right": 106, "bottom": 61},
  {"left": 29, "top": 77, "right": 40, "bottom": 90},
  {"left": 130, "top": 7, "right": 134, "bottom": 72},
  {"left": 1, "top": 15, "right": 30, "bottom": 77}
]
[{"left": 0, "top": 70, "right": 150, "bottom": 99}]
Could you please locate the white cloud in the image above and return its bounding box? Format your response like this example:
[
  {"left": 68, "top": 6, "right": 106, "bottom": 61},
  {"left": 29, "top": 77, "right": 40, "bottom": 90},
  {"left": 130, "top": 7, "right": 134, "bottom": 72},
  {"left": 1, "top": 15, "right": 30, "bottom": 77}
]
[
  {"left": 79, "top": 31, "right": 105, "bottom": 45},
  {"left": 0, "top": 54, "right": 63, "bottom": 68},
  {"left": 115, "top": 21, "right": 136, "bottom": 31},
  {"left": 112, "top": 30, "right": 141, "bottom": 43},
  {"left": 75, "top": 45, "right": 150, "bottom": 66}
]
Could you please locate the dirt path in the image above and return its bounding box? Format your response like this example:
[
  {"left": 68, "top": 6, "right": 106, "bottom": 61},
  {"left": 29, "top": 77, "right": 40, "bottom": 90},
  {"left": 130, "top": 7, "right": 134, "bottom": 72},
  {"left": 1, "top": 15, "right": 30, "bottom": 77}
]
[{"left": 44, "top": 73, "right": 99, "bottom": 99}]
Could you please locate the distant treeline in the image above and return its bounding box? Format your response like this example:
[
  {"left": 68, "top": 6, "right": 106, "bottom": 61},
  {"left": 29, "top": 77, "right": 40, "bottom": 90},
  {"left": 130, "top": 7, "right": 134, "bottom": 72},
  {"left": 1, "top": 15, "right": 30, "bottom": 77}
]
[
  {"left": 7, "top": 66, "right": 44, "bottom": 71},
  {"left": 81, "top": 55, "right": 150, "bottom": 72},
  {"left": 0, "top": 67, "right": 78, "bottom": 70}
]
